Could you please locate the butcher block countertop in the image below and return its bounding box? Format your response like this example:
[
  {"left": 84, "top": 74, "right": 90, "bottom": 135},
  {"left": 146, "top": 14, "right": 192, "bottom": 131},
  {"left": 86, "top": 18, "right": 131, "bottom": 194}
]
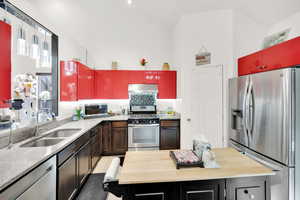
[{"left": 118, "top": 148, "right": 274, "bottom": 185}]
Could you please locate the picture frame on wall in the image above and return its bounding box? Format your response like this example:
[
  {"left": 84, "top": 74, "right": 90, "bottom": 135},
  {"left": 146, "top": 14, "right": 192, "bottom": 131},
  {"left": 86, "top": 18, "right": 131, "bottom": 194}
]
[{"left": 195, "top": 46, "right": 211, "bottom": 66}]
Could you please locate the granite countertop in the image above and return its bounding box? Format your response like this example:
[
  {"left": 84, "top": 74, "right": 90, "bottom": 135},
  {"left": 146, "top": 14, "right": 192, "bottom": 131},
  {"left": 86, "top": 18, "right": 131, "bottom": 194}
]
[
  {"left": 119, "top": 148, "right": 275, "bottom": 185},
  {"left": 0, "top": 114, "right": 180, "bottom": 191}
]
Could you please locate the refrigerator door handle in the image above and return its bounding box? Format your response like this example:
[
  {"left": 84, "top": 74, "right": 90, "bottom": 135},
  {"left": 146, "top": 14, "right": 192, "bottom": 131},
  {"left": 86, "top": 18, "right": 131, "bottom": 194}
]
[
  {"left": 243, "top": 78, "right": 250, "bottom": 138},
  {"left": 282, "top": 72, "right": 288, "bottom": 164},
  {"left": 248, "top": 81, "right": 254, "bottom": 138}
]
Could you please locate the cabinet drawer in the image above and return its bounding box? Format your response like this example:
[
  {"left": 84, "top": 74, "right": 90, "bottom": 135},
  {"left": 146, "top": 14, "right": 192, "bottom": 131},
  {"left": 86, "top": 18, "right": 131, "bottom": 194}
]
[
  {"left": 236, "top": 187, "right": 264, "bottom": 200},
  {"left": 90, "top": 127, "right": 98, "bottom": 137},
  {"left": 58, "top": 142, "right": 76, "bottom": 166},
  {"left": 112, "top": 121, "right": 128, "bottom": 128},
  {"left": 160, "top": 120, "right": 180, "bottom": 127},
  {"left": 75, "top": 132, "right": 90, "bottom": 150},
  {"left": 227, "top": 176, "right": 267, "bottom": 200}
]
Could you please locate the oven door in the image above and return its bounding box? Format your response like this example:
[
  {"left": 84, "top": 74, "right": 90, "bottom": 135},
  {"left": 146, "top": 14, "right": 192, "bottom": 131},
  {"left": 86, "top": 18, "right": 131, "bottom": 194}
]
[{"left": 128, "top": 124, "right": 160, "bottom": 148}]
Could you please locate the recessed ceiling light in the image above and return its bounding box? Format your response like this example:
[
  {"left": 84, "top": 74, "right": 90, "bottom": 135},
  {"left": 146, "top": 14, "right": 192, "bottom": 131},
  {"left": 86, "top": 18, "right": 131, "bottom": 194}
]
[{"left": 127, "top": 0, "right": 133, "bottom": 6}]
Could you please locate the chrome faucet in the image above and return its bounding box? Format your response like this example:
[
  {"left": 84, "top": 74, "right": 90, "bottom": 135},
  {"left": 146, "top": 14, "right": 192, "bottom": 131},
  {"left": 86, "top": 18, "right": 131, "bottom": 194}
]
[{"left": 35, "top": 111, "right": 56, "bottom": 137}]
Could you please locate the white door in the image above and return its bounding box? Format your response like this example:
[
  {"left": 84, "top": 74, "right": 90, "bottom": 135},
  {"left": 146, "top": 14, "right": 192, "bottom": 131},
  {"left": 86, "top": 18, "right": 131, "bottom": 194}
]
[{"left": 182, "top": 65, "right": 224, "bottom": 148}]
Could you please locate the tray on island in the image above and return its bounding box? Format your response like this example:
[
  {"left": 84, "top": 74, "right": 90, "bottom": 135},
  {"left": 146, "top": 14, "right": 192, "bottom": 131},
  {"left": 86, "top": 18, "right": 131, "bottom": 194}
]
[{"left": 170, "top": 150, "right": 204, "bottom": 169}]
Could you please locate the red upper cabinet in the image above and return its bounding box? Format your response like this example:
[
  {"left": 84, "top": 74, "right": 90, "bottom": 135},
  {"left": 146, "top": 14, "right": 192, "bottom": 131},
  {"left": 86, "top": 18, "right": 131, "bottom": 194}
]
[
  {"left": 94, "top": 70, "right": 177, "bottom": 99},
  {"left": 60, "top": 61, "right": 95, "bottom": 101},
  {"left": 238, "top": 37, "right": 300, "bottom": 76},
  {"left": 238, "top": 52, "right": 262, "bottom": 76},
  {"left": 60, "top": 61, "right": 78, "bottom": 101},
  {"left": 0, "top": 21, "right": 12, "bottom": 108},
  {"left": 78, "top": 63, "right": 94, "bottom": 99},
  {"left": 158, "top": 71, "right": 177, "bottom": 99},
  {"left": 262, "top": 37, "right": 300, "bottom": 70}
]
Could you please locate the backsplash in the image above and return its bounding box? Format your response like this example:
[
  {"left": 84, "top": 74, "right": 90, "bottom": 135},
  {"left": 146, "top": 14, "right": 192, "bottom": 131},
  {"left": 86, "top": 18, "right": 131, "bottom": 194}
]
[{"left": 59, "top": 99, "right": 182, "bottom": 117}]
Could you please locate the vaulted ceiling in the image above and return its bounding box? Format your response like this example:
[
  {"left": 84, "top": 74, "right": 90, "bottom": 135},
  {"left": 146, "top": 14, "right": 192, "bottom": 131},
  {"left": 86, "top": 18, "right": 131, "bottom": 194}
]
[{"left": 27, "top": 0, "right": 300, "bottom": 66}]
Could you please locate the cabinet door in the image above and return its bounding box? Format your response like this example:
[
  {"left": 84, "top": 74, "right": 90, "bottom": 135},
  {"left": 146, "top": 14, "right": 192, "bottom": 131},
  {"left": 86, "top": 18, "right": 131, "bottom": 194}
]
[
  {"left": 58, "top": 155, "right": 77, "bottom": 200},
  {"left": 238, "top": 52, "right": 262, "bottom": 76},
  {"left": 78, "top": 63, "right": 94, "bottom": 99},
  {"left": 98, "top": 125, "right": 103, "bottom": 156},
  {"left": 227, "top": 177, "right": 267, "bottom": 200},
  {"left": 158, "top": 71, "right": 177, "bottom": 99},
  {"left": 91, "top": 135, "right": 99, "bottom": 170},
  {"left": 77, "top": 142, "right": 91, "bottom": 187},
  {"left": 181, "top": 180, "right": 225, "bottom": 200},
  {"left": 0, "top": 21, "right": 11, "bottom": 108},
  {"left": 262, "top": 37, "right": 300, "bottom": 72},
  {"left": 102, "top": 122, "right": 112, "bottom": 155},
  {"left": 60, "top": 61, "right": 78, "bottom": 101},
  {"left": 160, "top": 126, "right": 180, "bottom": 150},
  {"left": 112, "top": 127, "right": 128, "bottom": 154}
]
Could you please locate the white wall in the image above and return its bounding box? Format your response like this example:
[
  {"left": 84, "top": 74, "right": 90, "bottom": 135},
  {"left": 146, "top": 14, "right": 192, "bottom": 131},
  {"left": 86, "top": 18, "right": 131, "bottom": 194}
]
[
  {"left": 268, "top": 11, "right": 300, "bottom": 39},
  {"left": 25, "top": 0, "right": 174, "bottom": 69},
  {"left": 233, "top": 11, "right": 269, "bottom": 75},
  {"left": 172, "top": 10, "right": 234, "bottom": 148}
]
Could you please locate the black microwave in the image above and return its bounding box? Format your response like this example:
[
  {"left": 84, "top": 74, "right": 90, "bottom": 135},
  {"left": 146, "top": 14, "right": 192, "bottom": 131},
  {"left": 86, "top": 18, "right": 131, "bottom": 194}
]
[{"left": 83, "top": 104, "right": 108, "bottom": 118}]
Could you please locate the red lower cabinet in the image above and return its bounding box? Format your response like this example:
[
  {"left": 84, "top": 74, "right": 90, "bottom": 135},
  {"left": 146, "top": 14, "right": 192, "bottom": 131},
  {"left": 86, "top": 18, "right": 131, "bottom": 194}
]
[{"left": 0, "top": 21, "right": 12, "bottom": 108}]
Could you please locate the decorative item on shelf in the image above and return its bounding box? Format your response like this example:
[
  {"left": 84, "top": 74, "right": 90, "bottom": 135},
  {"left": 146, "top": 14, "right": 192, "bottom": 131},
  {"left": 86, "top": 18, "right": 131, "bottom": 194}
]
[
  {"left": 112, "top": 61, "right": 118, "bottom": 70},
  {"left": 140, "top": 58, "right": 148, "bottom": 66},
  {"left": 262, "top": 28, "right": 291, "bottom": 49},
  {"left": 162, "top": 62, "right": 170, "bottom": 70},
  {"left": 195, "top": 46, "right": 211, "bottom": 66}
]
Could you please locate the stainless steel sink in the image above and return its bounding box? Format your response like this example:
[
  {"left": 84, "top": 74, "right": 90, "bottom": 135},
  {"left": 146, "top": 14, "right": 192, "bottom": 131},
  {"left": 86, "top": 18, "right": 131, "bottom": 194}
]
[
  {"left": 45, "top": 129, "right": 81, "bottom": 138},
  {"left": 21, "top": 138, "right": 64, "bottom": 148}
]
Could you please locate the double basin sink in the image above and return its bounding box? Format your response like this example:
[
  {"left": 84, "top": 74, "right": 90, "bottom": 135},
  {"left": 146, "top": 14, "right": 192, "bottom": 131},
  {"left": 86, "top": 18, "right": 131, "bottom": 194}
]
[{"left": 21, "top": 129, "right": 82, "bottom": 148}]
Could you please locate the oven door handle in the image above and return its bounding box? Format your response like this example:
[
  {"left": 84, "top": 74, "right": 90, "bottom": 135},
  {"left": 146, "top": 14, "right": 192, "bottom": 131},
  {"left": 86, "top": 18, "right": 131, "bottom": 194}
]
[{"left": 128, "top": 124, "right": 160, "bottom": 127}]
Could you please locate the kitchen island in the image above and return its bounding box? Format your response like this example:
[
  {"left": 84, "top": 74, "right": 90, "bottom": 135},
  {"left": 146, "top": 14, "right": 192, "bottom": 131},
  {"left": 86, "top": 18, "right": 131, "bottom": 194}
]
[{"left": 117, "top": 148, "right": 274, "bottom": 200}]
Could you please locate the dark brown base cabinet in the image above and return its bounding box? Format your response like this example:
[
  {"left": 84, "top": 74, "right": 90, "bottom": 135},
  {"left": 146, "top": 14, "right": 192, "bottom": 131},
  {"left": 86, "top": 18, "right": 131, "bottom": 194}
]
[
  {"left": 102, "top": 122, "right": 112, "bottom": 155},
  {"left": 102, "top": 121, "right": 128, "bottom": 155},
  {"left": 57, "top": 126, "right": 102, "bottom": 200},
  {"left": 58, "top": 155, "right": 77, "bottom": 200},
  {"left": 160, "top": 120, "right": 180, "bottom": 150},
  {"left": 123, "top": 177, "right": 269, "bottom": 200},
  {"left": 78, "top": 142, "right": 91, "bottom": 186}
]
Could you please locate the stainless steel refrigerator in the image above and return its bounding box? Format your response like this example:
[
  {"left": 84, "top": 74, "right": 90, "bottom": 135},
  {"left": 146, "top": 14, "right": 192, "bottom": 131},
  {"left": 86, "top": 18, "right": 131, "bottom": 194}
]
[{"left": 229, "top": 68, "right": 300, "bottom": 200}]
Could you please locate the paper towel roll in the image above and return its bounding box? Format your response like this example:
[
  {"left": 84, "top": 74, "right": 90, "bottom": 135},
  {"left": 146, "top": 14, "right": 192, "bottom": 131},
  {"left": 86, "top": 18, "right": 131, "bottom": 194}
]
[{"left": 104, "top": 158, "right": 120, "bottom": 182}]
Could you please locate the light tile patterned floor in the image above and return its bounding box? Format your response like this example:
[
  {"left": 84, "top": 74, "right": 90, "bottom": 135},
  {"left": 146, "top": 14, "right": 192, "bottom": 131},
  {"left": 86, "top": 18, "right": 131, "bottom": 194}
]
[{"left": 92, "top": 156, "right": 121, "bottom": 200}]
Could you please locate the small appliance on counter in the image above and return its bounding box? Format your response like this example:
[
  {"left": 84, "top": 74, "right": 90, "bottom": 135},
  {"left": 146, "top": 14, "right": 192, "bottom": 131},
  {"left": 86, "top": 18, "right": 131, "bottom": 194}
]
[
  {"left": 82, "top": 103, "right": 108, "bottom": 119},
  {"left": 128, "top": 84, "right": 160, "bottom": 151}
]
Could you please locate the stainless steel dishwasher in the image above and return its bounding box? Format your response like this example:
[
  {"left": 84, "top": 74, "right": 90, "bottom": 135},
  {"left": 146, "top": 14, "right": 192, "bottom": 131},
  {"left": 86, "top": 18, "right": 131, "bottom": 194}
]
[{"left": 0, "top": 156, "right": 56, "bottom": 200}]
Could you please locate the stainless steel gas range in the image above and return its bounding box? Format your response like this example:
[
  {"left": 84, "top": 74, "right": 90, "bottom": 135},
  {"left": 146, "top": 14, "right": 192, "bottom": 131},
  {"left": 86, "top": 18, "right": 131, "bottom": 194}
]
[
  {"left": 128, "top": 116, "right": 160, "bottom": 151},
  {"left": 128, "top": 84, "right": 160, "bottom": 151}
]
